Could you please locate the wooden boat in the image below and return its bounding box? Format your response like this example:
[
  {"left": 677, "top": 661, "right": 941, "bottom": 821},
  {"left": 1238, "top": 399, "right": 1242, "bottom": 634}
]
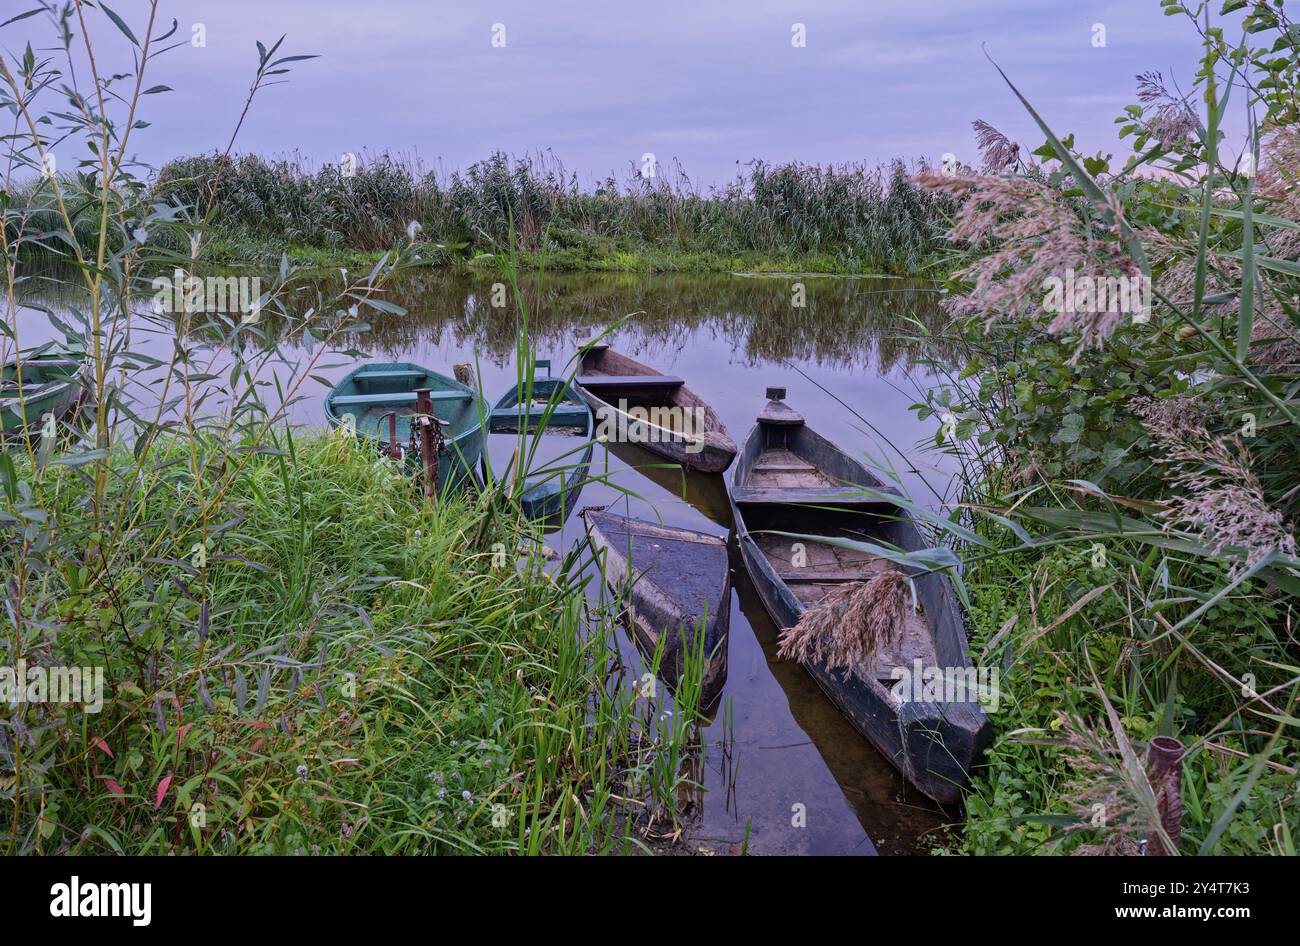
[
  {"left": 729, "top": 389, "right": 990, "bottom": 804},
  {"left": 582, "top": 507, "right": 731, "bottom": 705},
  {"left": 574, "top": 343, "right": 736, "bottom": 474},
  {"left": 487, "top": 361, "right": 595, "bottom": 521},
  {"left": 323, "top": 362, "right": 486, "bottom": 488},
  {"left": 1, "top": 352, "right": 83, "bottom": 436}
]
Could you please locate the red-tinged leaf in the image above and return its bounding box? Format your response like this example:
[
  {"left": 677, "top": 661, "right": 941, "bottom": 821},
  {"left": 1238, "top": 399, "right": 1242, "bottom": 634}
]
[
  {"left": 101, "top": 777, "right": 126, "bottom": 796},
  {"left": 93, "top": 738, "right": 113, "bottom": 758},
  {"left": 176, "top": 724, "right": 193, "bottom": 742},
  {"left": 155, "top": 774, "right": 174, "bottom": 810},
  {"left": 233, "top": 720, "right": 271, "bottom": 728},
  {"left": 249, "top": 739, "right": 264, "bottom": 752}
]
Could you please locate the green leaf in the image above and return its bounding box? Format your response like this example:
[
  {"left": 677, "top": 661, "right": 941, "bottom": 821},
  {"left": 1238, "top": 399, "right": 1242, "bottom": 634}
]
[
  {"left": 1238, "top": 134, "right": 1256, "bottom": 361},
  {"left": 0, "top": 8, "right": 42, "bottom": 29},
  {"left": 98, "top": 2, "right": 140, "bottom": 46},
  {"left": 0, "top": 452, "right": 16, "bottom": 502}
]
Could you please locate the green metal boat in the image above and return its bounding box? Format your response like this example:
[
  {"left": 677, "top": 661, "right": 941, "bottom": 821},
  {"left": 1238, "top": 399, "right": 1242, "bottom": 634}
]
[
  {"left": 323, "top": 362, "right": 486, "bottom": 489},
  {"left": 488, "top": 360, "right": 595, "bottom": 522},
  {"left": 1, "top": 352, "right": 83, "bottom": 436}
]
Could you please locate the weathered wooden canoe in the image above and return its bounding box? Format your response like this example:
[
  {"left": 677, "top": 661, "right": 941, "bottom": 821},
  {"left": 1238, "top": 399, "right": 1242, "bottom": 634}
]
[
  {"left": 582, "top": 507, "right": 731, "bottom": 705},
  {"left": 574, "top": 343, "right": 736, "bottom": 474},
  {"left": 1, "top": 352, "right": 83, "bottom": 436},
  {"left": 487, "top": 361, "right": 595, "bottom": 521},
  {"left": 729, "top": 389, "right": 990, "bottom": 804},
  {"left": 323, "top": 362, "right": 486, "bottom": 488}
]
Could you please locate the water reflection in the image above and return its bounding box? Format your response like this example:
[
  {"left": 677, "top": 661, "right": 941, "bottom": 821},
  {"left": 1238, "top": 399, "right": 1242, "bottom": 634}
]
[
  {"left": 16, "top": 267, "right": 959, "bottom": 854},
  {"left": 304, "top": 270, "right": 951, "bottom": 372}
]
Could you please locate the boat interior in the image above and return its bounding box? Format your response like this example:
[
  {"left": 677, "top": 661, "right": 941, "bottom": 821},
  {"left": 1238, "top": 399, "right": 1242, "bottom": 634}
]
[
  {"left": 330, "top": 366, "right": 477, "bottom": 441},
  {"left": 488, "top": 376, "right": 591, "bottom": 434},
  {"left": 576, "top": 345, "right": 687, "bottom": 406},
  {"left": 1, "top": 358, "right": 79, "bottom": 394},
  {"left": 737, "top": 436, "right": 937, "bottom": 683},
  {"left": 741, "top": 501, "right": 934, "bottom": 678}
]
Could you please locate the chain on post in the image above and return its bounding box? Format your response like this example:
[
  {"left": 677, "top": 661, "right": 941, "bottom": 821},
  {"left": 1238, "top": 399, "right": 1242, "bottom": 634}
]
[{"left": 428, "top": 416, "right": 446, "bottom": 494}]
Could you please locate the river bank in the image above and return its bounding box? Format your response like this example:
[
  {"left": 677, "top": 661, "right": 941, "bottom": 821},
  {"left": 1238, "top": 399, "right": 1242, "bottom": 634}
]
[
  {"left": 1, "top": 430, "right": 714, "bottom": 854},
  {"left": 16, "top": 150, "right": 952, "bottom": 277}
]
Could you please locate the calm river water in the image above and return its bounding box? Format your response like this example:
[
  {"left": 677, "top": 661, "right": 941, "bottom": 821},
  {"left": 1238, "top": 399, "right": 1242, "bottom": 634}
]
[{"left": 20, "top": 268, "right": 960, "bottom": 855}]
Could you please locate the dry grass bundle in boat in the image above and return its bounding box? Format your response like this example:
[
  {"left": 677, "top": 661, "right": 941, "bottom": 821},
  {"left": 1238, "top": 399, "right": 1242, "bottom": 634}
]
[{"left": 776, "top": 568, "right": 908, "bottom": 673}]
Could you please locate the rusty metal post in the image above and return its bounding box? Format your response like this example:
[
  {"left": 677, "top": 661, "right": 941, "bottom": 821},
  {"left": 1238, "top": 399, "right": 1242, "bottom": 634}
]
[
  {"left": 377, "top": 410, "right": 402, "bottom": 461},
  {"left": 1146, "top": 735, "right": 1184, "bottom": 855},
  {"left": 414, "top": 388, "right": 437, "bottom": 503}
]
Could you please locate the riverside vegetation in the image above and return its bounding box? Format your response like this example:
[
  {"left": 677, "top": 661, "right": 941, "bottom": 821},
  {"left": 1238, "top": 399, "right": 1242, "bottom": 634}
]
[
  {"left": 910, "top": 0, "right": 1300, "bottom": 854},
  {"left": 0, "top": 2, "right": 707, "bottom": 855},
  {"left": 4, "top": 0, "right": 1299, "bottom": 858},
  {"left": 13, "top": 149, "right": 956, "bottom": 276}
]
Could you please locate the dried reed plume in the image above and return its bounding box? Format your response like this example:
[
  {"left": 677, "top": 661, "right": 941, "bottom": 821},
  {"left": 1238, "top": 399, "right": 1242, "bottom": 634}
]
[
  {"left": 972, "top": 120, "right": 1020, "bottom": 173},
  {"left": 1134, "top": 397, "right": 1297, "bottom": 569},
  {"left": 1056, "top": 713, "right": 1164, "bottom": 855},
  {"left": 913, "top": 169, "right": 1144, "bottom": 358},
  {"left": 776, "top": 568, "right": 908, "bottom": 673},
  {"left": 1136, "top": 71, "right": 1198, "bottom": 149},
  {"left": 1252, "top": 122, "right": 1300, "bottom": 369}
]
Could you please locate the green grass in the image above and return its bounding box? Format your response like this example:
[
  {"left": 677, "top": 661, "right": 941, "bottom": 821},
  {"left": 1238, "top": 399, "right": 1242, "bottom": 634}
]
[
  {"left": 941, "top": 474, "right": 1299, "bottom": 856},
  {"left": 1, "top": 430, "right": 704, "bottom": 854},
  {"left": 194, "top": 225, "right": 920, "bottom": 276}
]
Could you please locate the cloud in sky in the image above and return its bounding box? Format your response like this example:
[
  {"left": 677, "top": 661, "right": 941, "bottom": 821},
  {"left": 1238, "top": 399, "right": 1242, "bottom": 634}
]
[{"left": 2, "top": 0, "right": 1218, "bottom": 186}]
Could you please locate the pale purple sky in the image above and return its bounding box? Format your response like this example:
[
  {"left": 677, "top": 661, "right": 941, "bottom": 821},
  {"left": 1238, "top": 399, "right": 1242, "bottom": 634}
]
[{"left": 5, "top": 0, "right": 1232, "bottom": 186}]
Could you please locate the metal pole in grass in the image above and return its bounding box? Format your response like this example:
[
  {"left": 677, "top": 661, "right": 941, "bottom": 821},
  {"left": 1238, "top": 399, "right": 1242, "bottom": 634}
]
[
  {"left": 414, "top": 388, "right": 438, "bottom": 504},
  {"left": 1145, "top": 736, "right": 1185, "bottom": 856}
]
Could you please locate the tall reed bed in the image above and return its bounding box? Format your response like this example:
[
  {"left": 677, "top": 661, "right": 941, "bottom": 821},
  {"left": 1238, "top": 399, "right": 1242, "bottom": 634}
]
[
  {"left": 149, "top": 150, "right": 954, "bottom": 274},
  {"left": 905, "top": 1, "right": 1300, "bottom": 854}
]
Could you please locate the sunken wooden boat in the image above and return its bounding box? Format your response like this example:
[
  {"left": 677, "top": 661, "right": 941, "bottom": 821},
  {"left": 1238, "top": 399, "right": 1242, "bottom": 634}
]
[
  {"left": 582, "top": 507, "right": 731, "bottom": 705},
  {"left": 487, "top": 361, "right": 595, "bottom": 521},
  {"left": 728, "top": 389, "right": 990, "bottom": 804},
  {"left": 1, "top": 351, "right": 83, "bottom": 436},
  {"left": 575, "top": 343, "right": 736, "bottom": 474},
  {"left": 323, "top": 362, "right": 486, "bottom": 488}
]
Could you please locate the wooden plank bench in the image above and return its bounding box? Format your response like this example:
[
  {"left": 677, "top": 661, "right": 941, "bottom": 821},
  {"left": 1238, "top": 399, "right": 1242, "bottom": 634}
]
[
  {"left": 354, "top": 370, "right": 427, "bottom": 382},
  {"left": 490, "top": 404, "right": 589, "bottom": 420},
  {"left": 576, "top": 374, "right": 684, "bottom": 390},
  {"left": 331, "top": 391, "right": 472, "bottom": 407},
  {"left": 730, "top": 485, "right": 901, "bottom": 507},
  {"left": 488, "top": 404, "right": 589, "bottom": 431}
]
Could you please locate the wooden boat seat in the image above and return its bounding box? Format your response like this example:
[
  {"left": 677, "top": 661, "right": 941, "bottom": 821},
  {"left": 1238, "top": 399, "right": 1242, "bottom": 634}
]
[
  {"left": 576, "top": 374, "right": 684, "bottom": 390},
  {"left": 354, "top": 370, "right": 427, "bottom": 382},
  {"left": 730, "top": 485, "right": 901, "bottom": 507},
  {"left": 489, "top": 404, "right": 589, "bottom": 424},
  {"left": 331, "top": 391, "right": 473, "bottom": 407}
]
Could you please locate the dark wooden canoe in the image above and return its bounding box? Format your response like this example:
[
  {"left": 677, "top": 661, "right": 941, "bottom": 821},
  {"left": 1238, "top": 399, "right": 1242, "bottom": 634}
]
[
  {"left": 1, "top": 352, "right": 83, "bottom": 436},
  {"left": 574, "top": 343, "right": 736, "bottom": 474},
  {"left": 582, "top": 507, "right": 730, "bottom": 706},
  {"left": 728, "top": 390, "right": 990, "bottom": 804},
  {"left": 323, "top": 361, "right": 486, "bottom": 488},
  {"left": 487, "top": 361, "right": 594, "bottom": 522}
]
